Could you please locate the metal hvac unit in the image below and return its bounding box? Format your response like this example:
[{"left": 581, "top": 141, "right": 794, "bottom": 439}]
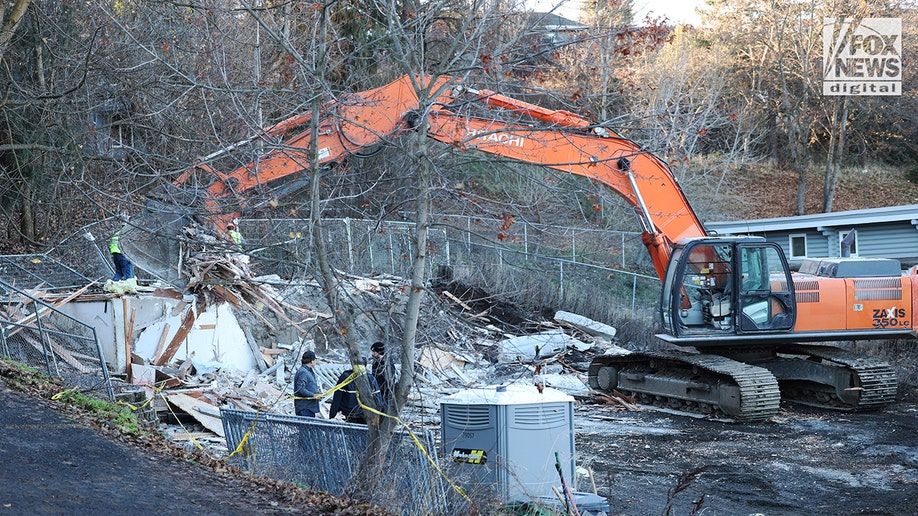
[{"left": 439, "top": 384, "right": 576, "bottom": 503}]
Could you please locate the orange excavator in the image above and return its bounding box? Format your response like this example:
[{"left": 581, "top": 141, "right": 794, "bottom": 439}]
[{"left": 122, "top": 75, "right": 907, "bottom": 421}]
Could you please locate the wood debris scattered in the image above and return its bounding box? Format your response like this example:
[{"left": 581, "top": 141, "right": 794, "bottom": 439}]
[
  {"left": 181, "top": 225, "right": 310, "bottom": 335},
  {"left": 2, "top": 256, "right": 623, "bottom": 450},
  {"left": 591, "top": 390, "right": 639, "bottom": 411}
]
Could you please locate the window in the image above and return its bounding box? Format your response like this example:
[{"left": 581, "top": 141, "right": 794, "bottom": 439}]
[
  {"left": 839, "top": 230, "right": 858, "bottom": 256},
  {"left": 738, "top": 245, "right": 794, "bottom": 331},
  {"left": 789, "top": 234, "right": 807, "bottom": 259},
  {"left": 110, "top": 121, "right": 133, "bottom": 149}
]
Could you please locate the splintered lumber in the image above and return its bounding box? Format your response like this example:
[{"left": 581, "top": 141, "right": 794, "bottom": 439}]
[
  {"left": 165, "top": 393, "right": 225, "bottom": 437},
  {"left": 277, "top": 299, "right": 331, "bottom": 320},
  {"left": 155, "top": 308, "right": 196, "bottom": 366},
  {"left": 124, "top": 300, "right": 135, "bottom": 383},
  {"left": 443, "top": 290, "right": 474, "bottom": 312},
  {"left": 48, "top": 281, "right": 97, "bottom": 307},
  {"left": 235, "top": 295, "right": 276, "bottom": 331},
  {"left": 442, "top": 290, "right": 490, "bottom": 322},
  {"left": 152, "top": 323, "right": 171, "bottom": 364},
  {"left": 209, "top": 284, "right": 241, "bottom": 305},
  {"left": 21, "top": 332, "right": 92, "bottom": 373},
  {"left": 240, "top": 321, "right": 267, "bottom": 373},
  {"left": 592, "top": 390, "right": 638, "bottom": 410},
  {"left": 228, "top": 398, "right": 257, "bottom": 412},
  {"left": 154, "top": 287, "right": 185, "bottom": 301},
  {"left": 259, "top": 346, "right": 286, "bottom": 357},
  {"left": 4, "top": 281, "right": 98, "bottom": 339},
  {"left": 182, "top": 245, "right": 308, "bottom": 335}
]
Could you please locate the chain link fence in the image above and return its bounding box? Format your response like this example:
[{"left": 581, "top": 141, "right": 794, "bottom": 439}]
[
  {"left": 240, "top": 215, "right": 660, "bottom": 324},
  {"left": 47, "top": 217, "right": 161, "bottom": 284},
  {"left": 240, "top": 217, "right": 448, "bottom": 280},
  {"left": 430, "top": 213, "right": 651, "bottom": 270},
  {"left": 0, "top": 279, "right": 114, "bottom": 400},
  {"left": 2, "top": 213, "right": 656, "bottom": 513},
  {"left": 49, "top": 214, "right": 659, "bottom": 324},
  {"left": 221, "top": 408, "right": 448, "bottom": 515}
]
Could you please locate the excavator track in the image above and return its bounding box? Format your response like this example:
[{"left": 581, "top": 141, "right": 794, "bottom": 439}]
[
  {"left": 588, "top": 351, "right": 781, "bottom": 422},
  {"left": 764, "top": 345, "right": 898, "bottom": 411}
]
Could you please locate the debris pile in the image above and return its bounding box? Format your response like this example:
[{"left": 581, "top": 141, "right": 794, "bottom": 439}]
[
  {"left": 181, "top": 225, "right": 284, "bottom": 314},
  {"left": 126, "top": 272, "right": 630, "bottom": 447},
  {"left": 2, "top": 248, "right": 631, "bottom": 450},
  {"left": 0, "top": 282, "right": 103, "bottom": 375}
]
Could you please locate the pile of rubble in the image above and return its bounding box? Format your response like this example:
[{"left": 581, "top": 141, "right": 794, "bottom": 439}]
[
  {"left": 123, "top": 263, "right": 630, "bottom": 449},
  {"left": 2, "top": 238, "right": 631, "bottom": 450}
]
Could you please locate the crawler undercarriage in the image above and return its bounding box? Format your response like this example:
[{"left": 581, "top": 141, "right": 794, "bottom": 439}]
[{"left": 588, "top": 344, "right": 898, "bottom": 422}]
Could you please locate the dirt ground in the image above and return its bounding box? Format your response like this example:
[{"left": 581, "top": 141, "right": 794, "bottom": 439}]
[{"left": 574, "top": 388, "right": 918, "bottom": 516}]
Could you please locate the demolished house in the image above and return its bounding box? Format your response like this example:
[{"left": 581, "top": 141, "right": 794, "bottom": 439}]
[{"left": 0, "top": 219, "right": 623, "bottom": 514}]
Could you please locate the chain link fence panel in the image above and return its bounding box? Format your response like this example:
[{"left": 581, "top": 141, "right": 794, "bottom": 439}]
[
  {"left": 221, "top": 408, "right": 448, "bottom": 515},
  {"left": 241, "top": 216, "right": 659, "bottom": 324},
  {"left": 241, "top": 218, "right": 451, "bottom": 281},
  {"left": 0, "top": 280, "right": 114, "bottom": 400}
]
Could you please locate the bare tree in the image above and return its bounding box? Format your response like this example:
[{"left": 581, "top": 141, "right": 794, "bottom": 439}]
[
  {"left": 0, "top": 1, "right": 126, "bottom": 249},
  {"left": 822, "top": 96, "right": 848, "bottom": 212},
  {"left": 626, "top": 25, "right": 765, "bottom": 219},
  {"left": 0, "top": 0, "right": 31, "bottom": 60}
]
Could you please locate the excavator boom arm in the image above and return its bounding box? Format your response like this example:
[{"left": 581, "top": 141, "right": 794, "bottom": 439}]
[
  {"left": 424, "top": 108, "right": 705, "bottom": 278},
  {"left": 163, "top": 74, "right": 706, "bottom": 278}
]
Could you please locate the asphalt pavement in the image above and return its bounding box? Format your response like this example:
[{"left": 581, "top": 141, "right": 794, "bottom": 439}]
[{"left": 0, "top": 380, "right": 299, "bottom": 515}]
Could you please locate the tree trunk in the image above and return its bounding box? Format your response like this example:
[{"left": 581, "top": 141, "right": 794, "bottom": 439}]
[
  {"left": 784, "top": 114, "right": 807, "bottom": 215},
  {"left": 0, "top": 0, "right": 32, "bottom": 63},
  {"left": 303, "top": 4, "right": 388, "bottom": 499},
  {"left": 778, "top": 73, "right": 808, "bottom": 215},
  {"left": 823, "top": 97, "right": 848, "bottom": 213},
  {"left": 19, "top": 180, "right": 34, "bottom": 242},
  {"left": 401, "top": 112, "right": 430, "bottom": 417},
  {"left": 822, "top": 99, "right": 839, "bottom": 212},
  {"left": 795, "top": 165, "right": 806, "bottom": 215}
]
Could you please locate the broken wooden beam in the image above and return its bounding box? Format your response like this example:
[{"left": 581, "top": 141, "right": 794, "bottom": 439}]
[{"left": 155, "top": 308, "right": 195, "bottom": 366}]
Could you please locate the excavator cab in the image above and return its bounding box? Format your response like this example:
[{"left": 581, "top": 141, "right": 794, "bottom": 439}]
[{"left": 661, "top": 237, "right": 796, "bottom": 340}]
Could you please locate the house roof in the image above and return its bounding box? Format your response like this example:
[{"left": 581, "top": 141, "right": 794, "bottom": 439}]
[
  {"left": 706, "top": 204, "right": 918, "bottom": 234},
  {"left": 529, "top": 12, "right": 588, "bottom": 29}
]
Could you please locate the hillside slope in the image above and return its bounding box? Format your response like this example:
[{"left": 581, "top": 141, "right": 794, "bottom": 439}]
[{"left": 731, "top": 164, "right": 918, "bottom": 220}]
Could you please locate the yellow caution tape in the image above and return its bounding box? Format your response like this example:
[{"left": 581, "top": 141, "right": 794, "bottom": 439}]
[
  {"left": 351, "top": 370, "right": 474, "bottom": 507},
  {"left": 105, "top": 366, "right": 474, "bottom": 507},
  {"left": 227, "top": 412, "right": 260, "bottom": 459},
  {"left": 51, "top": 387, "right": 79, "bottom": 401}
]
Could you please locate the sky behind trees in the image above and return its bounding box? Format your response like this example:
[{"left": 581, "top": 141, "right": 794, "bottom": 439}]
[{"left": 528, "top": 0, "right": 704, "bottom": 25}]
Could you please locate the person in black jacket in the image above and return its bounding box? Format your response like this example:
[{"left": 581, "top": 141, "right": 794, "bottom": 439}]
[
  {"left": 329, "top": 365, "right": 381, "bottom": 424},
  {"left": 370, "top": 341, "right": 396, "bottom": 410}
]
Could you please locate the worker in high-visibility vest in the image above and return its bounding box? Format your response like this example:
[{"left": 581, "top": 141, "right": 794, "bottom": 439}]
[
  {"left": 227, "top": 223, "right": 244, "bottom": 252},
  {"left": 109, "top": 230, "right": 135, "bottom": 280}
]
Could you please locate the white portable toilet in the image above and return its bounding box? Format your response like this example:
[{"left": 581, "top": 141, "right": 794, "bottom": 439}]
[{"left": 439, "top": 383, "right": 576, "bottom": 503}]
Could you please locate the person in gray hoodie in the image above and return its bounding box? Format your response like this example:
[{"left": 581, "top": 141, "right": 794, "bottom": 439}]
[{"left": 293, "top": 350, "right": 321, "bottom": 417}]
